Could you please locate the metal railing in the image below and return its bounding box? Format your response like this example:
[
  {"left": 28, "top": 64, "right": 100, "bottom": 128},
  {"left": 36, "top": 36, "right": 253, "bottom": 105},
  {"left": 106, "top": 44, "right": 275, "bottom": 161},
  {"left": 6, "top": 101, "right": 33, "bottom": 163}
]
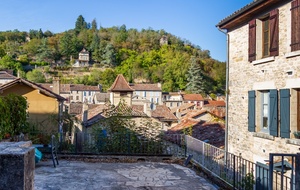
[
  {"left": 29, "top": 132, "right": 186, "bottom": 157},
  {"left": 24, "top": 132, "right": 298, "bottom": 189},
  {"left": 185, "top": 135, "right": 296, "bottom": 190}
]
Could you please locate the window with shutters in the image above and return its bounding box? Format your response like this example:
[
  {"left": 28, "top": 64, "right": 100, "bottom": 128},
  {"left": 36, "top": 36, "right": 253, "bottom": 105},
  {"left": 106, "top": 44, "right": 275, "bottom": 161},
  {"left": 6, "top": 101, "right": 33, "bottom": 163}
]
[
  {"left": 248, "top": 89, "right": 300, "bottom": 139},
  {"left": 261, "top": 91, "right": 270, "bottom": 133},
  {"left": 248, "top": 90, "right": 278, "bottom": 136},
  {"left": 248, "top": 9, "right": 279, "bottom": 62}
]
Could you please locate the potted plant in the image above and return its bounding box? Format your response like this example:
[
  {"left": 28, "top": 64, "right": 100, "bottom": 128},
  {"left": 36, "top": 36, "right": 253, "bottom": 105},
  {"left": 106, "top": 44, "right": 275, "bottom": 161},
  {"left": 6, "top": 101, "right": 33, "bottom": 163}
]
[{"left": 293, "top": 131, "right": 300, "bottom": 139}]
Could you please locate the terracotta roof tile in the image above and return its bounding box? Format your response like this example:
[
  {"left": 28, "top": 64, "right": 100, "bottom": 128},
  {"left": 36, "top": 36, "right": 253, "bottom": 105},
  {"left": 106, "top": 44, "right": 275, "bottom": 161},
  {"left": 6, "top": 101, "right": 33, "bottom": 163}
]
[
  {"left": 108, "top": 74, "right": 134, "bottom": 92},
  {"left": 76, "top": 104, "right": 107, "bottom": 127},
  {"left": 167, "top": 119, "right": 225, "bottom": 148},
  {"left": 182, "top": 94, "right": 204, "bottom": 101},
  {"left": 70, "top": 84, "right": 100, "bottom": 91},
  {"left": 204, "top": 100, "right": 226, "bottom": 107},
  {"left": 170, "top": 103, "right": 195, "bottom": 113},
  {"left": 0, "top": 71, "right": 16, "bottom": 79},
  {"left": 104, "top": 103, "right": 146, "bottom": 117},
  {"left": 69, "top": 103, "right": 100, "bottom": 115},
  {"left": 152, "top": 105, "right": 177, "bottom": 121},
  {"left": 130, "top": 83, "right": 161, "bottom": 91},
  {"left": 0, "top": 78, "right": 65, "bottom": 101},
  {"left": 39, "top": 84, "right": 71, "bottom": 93},
  {"left": 94, "top": 93, "right": 110, "bottom": 102}
]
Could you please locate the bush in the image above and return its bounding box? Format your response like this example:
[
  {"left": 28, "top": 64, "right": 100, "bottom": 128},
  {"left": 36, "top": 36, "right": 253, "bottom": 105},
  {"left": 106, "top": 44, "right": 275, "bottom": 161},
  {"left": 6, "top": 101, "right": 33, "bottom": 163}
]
[{"left": 0, "top": 94, "right": 28, "bottom": 140}]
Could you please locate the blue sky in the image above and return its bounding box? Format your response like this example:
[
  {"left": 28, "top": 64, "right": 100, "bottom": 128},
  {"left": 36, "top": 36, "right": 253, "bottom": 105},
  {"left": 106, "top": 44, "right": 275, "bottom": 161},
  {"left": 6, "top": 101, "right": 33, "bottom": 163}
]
[{"left": 0, "top": 0, "right": 252, "bottom": 62}]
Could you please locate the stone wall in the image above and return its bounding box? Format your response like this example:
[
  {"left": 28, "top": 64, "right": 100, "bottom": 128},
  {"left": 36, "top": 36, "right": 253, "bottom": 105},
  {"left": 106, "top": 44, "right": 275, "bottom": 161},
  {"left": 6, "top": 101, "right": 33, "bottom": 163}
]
[
  {"left": 227, "top": 2, "right": 300, "bottom": 163},
  {"left": 0, "top": 141, "right": 35, "bottom": 190}
]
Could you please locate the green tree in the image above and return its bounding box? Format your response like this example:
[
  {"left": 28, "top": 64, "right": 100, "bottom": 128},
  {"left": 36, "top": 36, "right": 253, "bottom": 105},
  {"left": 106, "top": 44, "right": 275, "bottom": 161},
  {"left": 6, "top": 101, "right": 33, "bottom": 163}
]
[
  {"left": 101, "top": 43, "right": 116, "bottom": 66},
  {"left": 185, "top": 56, "right": 205, "bottom": 94},
  {"left": 59, "top": 32, "right": 83, "bottom": 59},
  {"left": 75, "top": 15, "right": 87, "bottom": 34},
  {"left": 0, "top": 94, "right": 28, "bottom": 139},
  {"left": 99, "top": 69, "right": 117, "bottom": 91},
  {"left": 91, "top": 19, "right": 98, "bottom": 31},
  {"left": 36, "top": 38, "right": 54, "bottom": 63},
  {"left": 26, "top": 69, "right": 46, "bottom": 83},
  {"left": 0, "top": 55, "right": 22, "bottom": 71}
]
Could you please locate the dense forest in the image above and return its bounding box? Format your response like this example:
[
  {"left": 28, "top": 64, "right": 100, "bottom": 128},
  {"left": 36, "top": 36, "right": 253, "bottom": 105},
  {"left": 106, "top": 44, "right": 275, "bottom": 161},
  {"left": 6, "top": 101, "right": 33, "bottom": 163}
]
[{"left": 0, "top": 15, "right": 225, "bottom": 96}]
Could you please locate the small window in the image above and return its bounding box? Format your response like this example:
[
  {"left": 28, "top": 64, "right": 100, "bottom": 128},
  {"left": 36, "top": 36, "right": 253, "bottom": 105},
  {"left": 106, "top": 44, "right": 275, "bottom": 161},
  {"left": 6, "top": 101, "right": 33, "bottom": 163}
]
[
  {"left": 261, "top": 91, "right": 270, "bottom": 132},
  {"left": 262, "top": 17, "right": 270, "bottom": 57},
  {"left": 120, "top": 92, "right": 127, "bottom": 97}
]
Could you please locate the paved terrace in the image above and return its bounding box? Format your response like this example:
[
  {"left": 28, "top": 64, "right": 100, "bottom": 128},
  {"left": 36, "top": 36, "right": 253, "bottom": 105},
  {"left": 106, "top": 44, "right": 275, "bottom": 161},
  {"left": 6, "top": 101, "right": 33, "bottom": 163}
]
[{"left": 35, "top": 159, "right": 218, "bottom": 190}]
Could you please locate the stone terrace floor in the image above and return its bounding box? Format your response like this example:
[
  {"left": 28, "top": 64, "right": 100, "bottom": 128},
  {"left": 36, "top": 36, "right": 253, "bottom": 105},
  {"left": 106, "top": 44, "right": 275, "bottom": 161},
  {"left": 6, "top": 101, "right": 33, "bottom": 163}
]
[{"left": 34, "top": 159, "right": 218, "bottom": 190}]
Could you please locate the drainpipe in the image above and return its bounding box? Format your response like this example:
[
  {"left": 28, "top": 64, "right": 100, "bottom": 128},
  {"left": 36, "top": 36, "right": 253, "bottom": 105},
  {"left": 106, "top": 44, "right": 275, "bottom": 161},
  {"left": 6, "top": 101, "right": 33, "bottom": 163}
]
[{"left": 217, "top": 27, "right": 229, "bottom": 155}]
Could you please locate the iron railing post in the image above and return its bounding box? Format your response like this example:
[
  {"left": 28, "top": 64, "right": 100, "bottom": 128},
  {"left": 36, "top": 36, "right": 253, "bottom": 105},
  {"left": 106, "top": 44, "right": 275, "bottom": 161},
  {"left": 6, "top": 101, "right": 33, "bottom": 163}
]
[
  {"left": 233, "top": 154, "right": 236, "bottom": 189},
  {"left": 295, "top": 153, "right": 300, "bottom": 190},
  {"left": 269, "top": 154, "right": 273, "bottom": 190}
]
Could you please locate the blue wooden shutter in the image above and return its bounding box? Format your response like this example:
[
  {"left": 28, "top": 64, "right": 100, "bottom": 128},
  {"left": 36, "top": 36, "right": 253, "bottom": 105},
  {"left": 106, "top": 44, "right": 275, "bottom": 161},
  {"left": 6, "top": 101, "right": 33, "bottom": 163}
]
[
  {"left": 248, "top": 90, "right": 256, "bottom": 132},
  {"left": 280, "top": 89, "right": 290, "bottom": 138},
  {"left": 269, "top": 89, "right": 278, "bottom": 136}
]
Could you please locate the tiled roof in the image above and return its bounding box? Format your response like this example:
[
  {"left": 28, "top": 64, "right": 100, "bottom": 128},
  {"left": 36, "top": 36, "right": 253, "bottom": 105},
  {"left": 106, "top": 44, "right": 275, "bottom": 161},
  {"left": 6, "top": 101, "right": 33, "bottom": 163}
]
[
  {"left": 0, "top": 78, "right": 65, "bottom": 101},
  {"left": 152, "top": 105, "right": 177, "bottom": 121},
  {"left": 204, "top": 100, "right": 226, "bottom": 107},
  {"left": 70, "top": 84, "right": 100, "bottom": 91},
  {"left": 39, "top": 83, "right": 99, "bottom": 92},
  {"left": 217, "top": 0, "right": 282, "bottom": 29},
  {"left": 182, "top": 110, "right": 208, "bottom": 119},
  {"left": 170, "top": 103, "right": 195, "bottom": 113},
  {"left": 182, "top": 94, "right": 204, "bottom": 101},
  {"left": 0, "top": 71, "right": 17, "bottom": 79},
  {"left": 80, "top": 48, "right": 89, "bottom": 53},
  {"left": 103, "top": 102, "right": 147, "bottom": 117},
  {"left": 167, "top": 118, "right": 225, "bottom": 148},
  {"left": 76, "top": 104, "right": 107, "bottom": 127},
  {"left": 132, "top": 105, "right": 144, "bottom": 113},
  {"left": 39, "top": 84, "right": 71, "bottom": 93},
  {"left": 130, "top": 83, "right": 161, "bottom": 91},
  {"left": 108, "top": 74, "right": 134, "bottom": 92},
  {"left": 69, "top": 103, "right": 100, "bottom": 115},
  {"left": 94, "top": 93, "right": 110, "bottom": 102}
]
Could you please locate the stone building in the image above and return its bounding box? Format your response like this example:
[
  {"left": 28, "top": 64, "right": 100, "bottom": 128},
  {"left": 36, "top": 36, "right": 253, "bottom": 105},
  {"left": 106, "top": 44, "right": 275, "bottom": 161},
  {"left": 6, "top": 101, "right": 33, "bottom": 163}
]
[
  {"left": 217, "top": 0, "right": 300, "bottom": 164},
  {"left": 73, "top": 48, "right": 90, "bottom": 67}
]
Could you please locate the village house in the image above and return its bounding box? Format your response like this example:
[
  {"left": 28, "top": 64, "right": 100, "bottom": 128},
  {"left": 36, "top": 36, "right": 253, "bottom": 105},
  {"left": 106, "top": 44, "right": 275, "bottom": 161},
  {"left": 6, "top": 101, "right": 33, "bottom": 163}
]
[
  {"left": 130, "top": 83, "right": 162, "bottom": 109},
  {"left": 73, "top": 48, "right": 90, "bottom": 67},
  {"left": 162, "top": 92, "right": 183, "bottom": 109},
  {"left": 217, "top": 0, "right": 300, "bottom": 165},
  {"left": 92, "top": 92, "right": 110, "bottom": 104},
  {"left": 0, "top": 78, "right": 65, "bottom": 132},
  {"left": 40, "top": 77, "right": 101, "bottom": 104},
  {"left": 182, "top": 94, "right": 205, "bottom": 108},
  {"left": 72, "top": 75, "right": 169, "bottom": 139},
  {"left": 0, "top": 70, "right": 16, "bottom": 85}
]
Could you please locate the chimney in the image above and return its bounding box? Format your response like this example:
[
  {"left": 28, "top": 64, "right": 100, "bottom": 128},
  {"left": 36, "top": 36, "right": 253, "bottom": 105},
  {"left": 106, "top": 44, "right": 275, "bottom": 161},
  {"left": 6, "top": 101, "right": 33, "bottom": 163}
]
[
  {"left": 176, "top": 109, "right": 181, "bottom": 119},
  {"left": 82, "top": 102, "right": 88, "bottom": 124},
  {"left": 98, "top": 84, "right": 102, "bottom": 92},
  {"left": 53, "top": 77, "right": 60, "bottom": 95},
  {"left": 143, "top": 102, "right": 152, "bottom": 117},
  {"left": 157, "top": 83, "right": 161, "bottom": 88}
]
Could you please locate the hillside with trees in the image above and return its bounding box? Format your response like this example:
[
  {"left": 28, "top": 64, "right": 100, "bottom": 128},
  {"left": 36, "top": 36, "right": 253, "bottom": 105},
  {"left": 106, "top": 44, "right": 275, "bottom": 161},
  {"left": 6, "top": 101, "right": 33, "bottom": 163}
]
[{"left": 0, "top": 15, "right": 225, "bottom": 95}]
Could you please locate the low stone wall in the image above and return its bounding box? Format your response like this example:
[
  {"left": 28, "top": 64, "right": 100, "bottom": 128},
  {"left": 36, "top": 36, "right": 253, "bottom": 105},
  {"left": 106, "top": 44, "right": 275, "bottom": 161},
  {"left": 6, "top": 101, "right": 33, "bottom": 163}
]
[{"left": 0, "top": 141, "right": 35, "bottom": 190}]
